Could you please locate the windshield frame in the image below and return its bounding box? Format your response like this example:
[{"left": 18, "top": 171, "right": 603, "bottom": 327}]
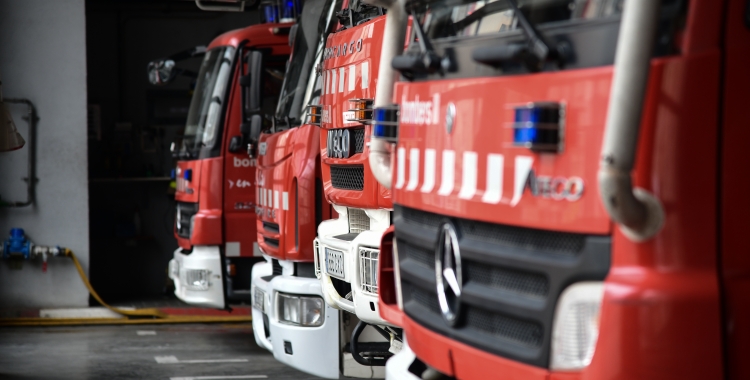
[
  {"left": 274, "top": 0, "right": 341, "bottom": 130},
  {"left": 180, "top": 45, "right": 239, "bottom": 159}
]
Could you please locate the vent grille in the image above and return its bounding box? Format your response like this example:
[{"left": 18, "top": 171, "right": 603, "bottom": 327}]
[
  {"left": 331, "top": 165, "right": 364, "bottom": 190},
  {"left": 348, "top": 208, "right": 370, "bottom": 234},
  {"left": 264, "top": 237, "right": 279, "bottom": 248},
  {"left": 353, "top": 128, "right": 365, "bottom": 153},
  {"left": 398, "top": 241, "right": 434, "bottom": 269},
  {"left": 359, "top": 247, "right": 379, "bottom": 294},
  {"left": 466, "top": 308, "right": 544, "bottom": 348},
  {"left": 466, "top": 263, "right": 549, "bottom": 298},
  {"left": 313, "top": 239, "right": 321, "bottom": 277},
  {"left": 262, "top": 221, "right": 279, "bottom": 234}
]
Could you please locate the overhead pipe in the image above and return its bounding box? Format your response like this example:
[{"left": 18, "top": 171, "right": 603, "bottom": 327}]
[
  {"left": 2, "top": 98, "right": 37, "bottom": 208},
  {"left": 598, "top": 0, "right": 664, "bottom": 242},
  {"left": 364, "top": 0, "right": 407, "bottom": 189}
]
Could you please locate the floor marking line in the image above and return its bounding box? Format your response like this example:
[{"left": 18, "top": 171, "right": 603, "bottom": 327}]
[
  {"left": 155, "top": 356, "right": 249, "bottom": 364},
  {"left": 137, "top": 330, "right": 156, "bottom": 336},
  {"left": 170, "top": 376, "right": 267, "bottom": 380}
]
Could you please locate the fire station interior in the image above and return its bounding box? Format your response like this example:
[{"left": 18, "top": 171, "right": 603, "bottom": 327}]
[{"left": 2, "top": 0, "right": 750, "bottom": 379}]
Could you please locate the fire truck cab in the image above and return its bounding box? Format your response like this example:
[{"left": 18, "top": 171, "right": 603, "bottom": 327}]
[
  {"left": 162, "top": 21, "right": 291, "bottom": 309},
  {"left": 366, "top": 0, "right": 750, "bottom": 379}
]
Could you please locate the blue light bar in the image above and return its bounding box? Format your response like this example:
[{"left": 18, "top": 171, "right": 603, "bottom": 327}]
[
  {"left": 512, "top": 102, "right": 562, "bottom": 152},
  {"left": 183, "top": 169, "right": 192, "bottom": 182},
  {"left": 263, "top": 4, "right": 279, "bottom": 23},
  {"left": 372, "top": 105, "right": 399, "bottom": 143}
]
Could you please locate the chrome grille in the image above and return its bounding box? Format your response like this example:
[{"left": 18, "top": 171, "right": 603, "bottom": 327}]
[
  {"left": 330, "top": 165, "right": 364, "bottom": 190},
  {"left": 359, "top": 247, "right": 379, "bottom": 294},
  {"left": 348, "top": 208, "right": 370, "bottom": 234},
  {"left": 313, "top": 239, "right": 321, "bottom": 277}
]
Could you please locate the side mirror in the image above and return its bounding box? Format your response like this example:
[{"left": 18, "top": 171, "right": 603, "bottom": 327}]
[
  {"left": 288, "top": 24, "right": 299, "bottom": 47},
  {"left": 147, "top": 59, "right": 177, "bottom": 85},
  {"left": 243, "top": 50, "right": 264, "bottom": 114}
]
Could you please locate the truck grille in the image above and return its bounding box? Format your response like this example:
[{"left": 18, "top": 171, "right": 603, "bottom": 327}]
[
  {"left": 394, "top": 205, "right": 610, "bottom": 368},
  {"left": 359, "top": 246, "right": 379, "bottom": 294},
  {"left": 330, "top": 165, "right": 364, "bottom": 190},
  {"left": 175, "top": 202, "right": 198, "bottom": 239},
  {"left": 262, "top": 221, "right": 280, "bottom": 234},
  {"left": 353, "top": 128, "right": 365, "bottom": 153},
  {"left": 348, "top": 208, "right": 370, "bottom": 234}
]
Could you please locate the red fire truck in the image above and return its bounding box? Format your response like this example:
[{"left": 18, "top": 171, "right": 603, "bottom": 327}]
[
  {"left": 310, "top": 0, "right": 406, "bottom": 376},
  {"left": 158, "top": 20, "right": 292, "bottom": 309},
  {"left": 248, "top": 0, "right": 343, "bottom": 377},
  {"left": 367, "top": 0, "right": 750, "bottom": 379}
]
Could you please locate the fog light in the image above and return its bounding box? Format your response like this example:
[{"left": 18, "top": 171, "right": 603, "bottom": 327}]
[
  {"left": 169, "top": 259, "right": 179, "bottom": 280},
  {"left": 550, "top": 282, "right": 604, "bottom": 370},
  {"left": 253, "top": 287, "right": 266, "bottom": 313},
  {"left": 277, "top": 293, "right": 324, "bottom": 327},
  {"left": 184, "top": 269, "right": 211, "bottom": 291}
]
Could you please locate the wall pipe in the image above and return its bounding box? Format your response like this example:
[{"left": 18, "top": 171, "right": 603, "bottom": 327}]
[
  {"left": 2, "top": 98, "right": 37, "bottom": 208},
  {"left": 598, "top": 0, "right": 664, "bottom": 242},
  {"left": 364, "top": 0, "right": 407, "bottom": 189}
]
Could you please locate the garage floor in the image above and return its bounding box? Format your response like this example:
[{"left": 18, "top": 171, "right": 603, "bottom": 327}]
[{"left": 0, "top": 323, "right": 324, "bottom": 380}]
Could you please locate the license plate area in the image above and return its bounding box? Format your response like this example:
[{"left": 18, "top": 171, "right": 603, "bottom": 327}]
[
  {"left": 325, "top": 247, "right": 345, "bottom": 279},
  {"left": 253, "top": 287, "right": 265, "bottom": 313}
]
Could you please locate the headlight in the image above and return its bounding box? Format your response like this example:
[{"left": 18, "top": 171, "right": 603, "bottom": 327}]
[
  {"left": 277, "top": 293, "right": 324, "bottom": 327},
  {"left": 550, "top": 282, "right": 605, "bottom": 370},
  {"left": 169, "top": 259, "right": 179, "bottom": 280},
  {"left": 253, "top": 287, "right": 266, "bottom": 313},
  {"left": 184, "top": 269, "right": 211, "bottom": 291}
]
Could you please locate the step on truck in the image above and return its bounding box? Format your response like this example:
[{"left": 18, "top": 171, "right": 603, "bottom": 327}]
[
  {"left": 152, "top": 16, "right": 293, "bottom": 309},
  {"left": 248, "top": 0, "right": 345, "bottom": 377},
  {"left": 311, "top": 0, "right": 407, "bottom": 376},
  {"left": 367, "top": 0, "right": 750, "bottom": 378}
]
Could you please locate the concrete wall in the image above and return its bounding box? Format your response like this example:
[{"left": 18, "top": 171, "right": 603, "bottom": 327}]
[{"left": 0, "top": 0, "right": 90, "bottom": 308}]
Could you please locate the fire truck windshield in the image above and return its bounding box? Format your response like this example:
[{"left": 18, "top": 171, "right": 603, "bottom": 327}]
[
  {"left": 275, "top": 0, "right": 339, "bottom": 128},
  {"left": 412, "top": 0, "right": 622, "bottom": 40},
  {"left": 181, "top": 46, "right": 236, "bottom": 158}
]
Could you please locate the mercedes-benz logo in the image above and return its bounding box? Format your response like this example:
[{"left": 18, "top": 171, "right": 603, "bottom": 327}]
[{"left": 435, "top": 222, "right": 462, "bottom": 326}]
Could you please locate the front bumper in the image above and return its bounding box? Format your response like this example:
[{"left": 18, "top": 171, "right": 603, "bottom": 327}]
[
  {"left": 315, "top": 211, "right": 390, "bottom": 326},
  {"left": 251, "top": 258, "right": 341, "bottom": 379},
  {"left": 169, "top": 245, "right": 225, "bottom": 309}
]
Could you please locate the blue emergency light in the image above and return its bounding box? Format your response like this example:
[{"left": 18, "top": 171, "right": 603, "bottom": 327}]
[
  {"left": 512, "top": 102, "right": 563, "bottom": 152},
  {"left": 183, "top": 169, "right": 192, "bottom": 182},
  {"left": 372, "top": 105, "right": 400, "bottom": 143}
]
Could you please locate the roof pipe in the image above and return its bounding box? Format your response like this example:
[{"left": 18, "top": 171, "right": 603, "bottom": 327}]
[
  {"left": 364, "top": 0, "right": 407, "bottom": 189},
  {"left": 598, "top": 0, "right": 664, "bottom": 242}
]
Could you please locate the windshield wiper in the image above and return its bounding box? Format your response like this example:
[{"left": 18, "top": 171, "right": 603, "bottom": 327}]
[{"left": 472, "top": 0, "right": 564, "bottom": 71}]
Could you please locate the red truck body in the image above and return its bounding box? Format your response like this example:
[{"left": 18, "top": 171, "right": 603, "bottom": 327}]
[{"left": 375, "top": 0, "right": 750, "bottom": 378}]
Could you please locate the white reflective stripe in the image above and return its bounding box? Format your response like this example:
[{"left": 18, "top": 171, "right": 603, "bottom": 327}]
[
  {"left": 421, "top": 149, "right": 436, "bottom": 193},
  {"left": 437, "top": 150, "right": 455, "bottom": 196},
  {"left": 322, "top": 71, "right": 326, "bottom": 95},
  {"left": 267, "top": 189, "right": 273, "bottom": 208},
  {"left": 274, "top": 190, "right": 279, "bottom": 209},
  {"left": 361, "top": 61, "right": 369, "bottom": 89},
  {"left": 261, "top": 188, "right": 266, "bottom": 206},
  {"left": 406, "top": 148, "right": 420, "bottom": 191},
  {"left": 482, "top": 154, "right": 504, "bottom": 204},
  {"left": 395, "top": 147, "right": 406, "bottom": 189},
  {"left": 330, "top": 70, "right": 336, "bottom": 94},
  {"left": 338, "top": 67, "right": 345, "bottom": 93},
  {"left": 282, "top": 192, "right": 289, "bottom": 211},
  {"left": 510, "top": 156, "right": 534, "bottom": 206},
  {"left": 348, "top": 65, "right": 356, "bottom": 92},
  {"left": 458, "top": 152, "right": 478, "bottom": 199},
  {"left": 256, "top": 187, "right": 260, "bottom": 205}
]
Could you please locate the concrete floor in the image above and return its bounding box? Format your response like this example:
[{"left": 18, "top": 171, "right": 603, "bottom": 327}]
[{"left": 0, "top": 323, "right": 324, "bottom": 380}]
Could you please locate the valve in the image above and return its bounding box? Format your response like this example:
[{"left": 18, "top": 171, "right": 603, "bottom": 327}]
[{"left": 1, "top": 228, "right": 66, "bottom": 272}]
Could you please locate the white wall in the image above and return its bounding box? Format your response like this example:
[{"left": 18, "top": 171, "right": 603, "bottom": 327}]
[{"left": 0, "top": 0, "right": 90, "bottom": 308}]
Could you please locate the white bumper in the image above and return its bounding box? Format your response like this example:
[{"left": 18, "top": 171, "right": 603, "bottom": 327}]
[
  {"left": 385, "top": 337, "right": 422, "bottom": 380},
  {"left": 315, "top": 207, "right": 391, "bottom": 326},
  {"left": 169, "top": 246, "right": 225, "bottom": 309},
  {"left": 251, "top": 257, "right": 341, "bottom": 379}
]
